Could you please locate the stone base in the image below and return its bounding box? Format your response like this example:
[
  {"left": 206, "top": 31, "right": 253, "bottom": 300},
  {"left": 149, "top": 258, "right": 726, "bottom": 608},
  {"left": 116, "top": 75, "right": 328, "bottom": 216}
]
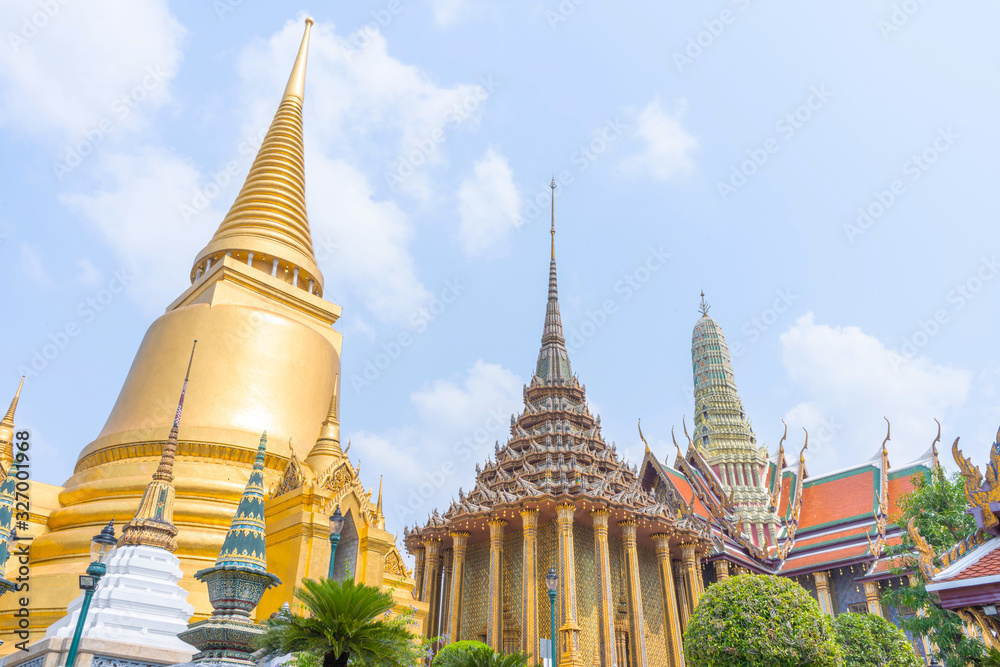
[
  {"left": 44, "top": 546, "right": 196, "bottom": 655},
  {"left": 0, "top": 635, "right": 193, "bottom": 667}
]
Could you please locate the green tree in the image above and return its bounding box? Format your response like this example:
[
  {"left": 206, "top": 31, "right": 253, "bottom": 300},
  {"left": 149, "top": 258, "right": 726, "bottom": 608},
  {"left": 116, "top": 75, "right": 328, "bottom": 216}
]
[
  {"left": 882, "top": 465, "right": 986, "bottom": 666},
  {"left": 256, "top": 577, "right": 428, "bottom": 667},
  {"left": 683, "top": 574, "right": 843, "bottom": 667},
  {"left": 431, "top": 642, "right": 540, "bottom": 667},
  {"left": 832, "top": 612, "right": 921, "bottom": 667}
]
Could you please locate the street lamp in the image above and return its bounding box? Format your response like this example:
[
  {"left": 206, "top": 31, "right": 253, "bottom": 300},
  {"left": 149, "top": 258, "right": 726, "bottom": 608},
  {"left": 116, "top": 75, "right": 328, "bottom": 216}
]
[
  {"left": 327, "top": 506, "right": 344, "bottom": 579},
  {"left": 545, "top": 565, "right": 559, "bottom": 667},
  {"left": 64, "top": 521, "right": 116, "bottom": 667}
]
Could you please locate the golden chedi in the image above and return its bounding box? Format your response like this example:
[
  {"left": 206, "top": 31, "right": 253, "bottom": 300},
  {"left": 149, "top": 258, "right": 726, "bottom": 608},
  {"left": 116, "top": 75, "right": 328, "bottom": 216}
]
[{"left": 0, "top": 19, "right": 424, "bottom": 652}]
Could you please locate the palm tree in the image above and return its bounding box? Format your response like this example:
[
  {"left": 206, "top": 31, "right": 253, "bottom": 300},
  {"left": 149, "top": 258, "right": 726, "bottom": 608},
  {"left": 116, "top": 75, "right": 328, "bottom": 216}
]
[{"left": 256, "top": 577, "right": 422, "bottom": 667}]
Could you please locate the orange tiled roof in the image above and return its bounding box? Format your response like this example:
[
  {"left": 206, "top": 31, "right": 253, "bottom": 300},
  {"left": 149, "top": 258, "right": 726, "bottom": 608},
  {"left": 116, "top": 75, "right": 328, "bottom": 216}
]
[
  {"left": 799, "top": 468, "right": 875, "bottom": 530},
  {"left": 937, "top": 541, "right": 1000, "bottom": 583},
  {"left": 663, "top": 466, "right": 711, "bottom": 519},
  {"left": 781, "top": 543, "right": 871, "bottom": 574},
  {"left": 790, "top": 524, "right": 874, "bottom": 551},
  {"left": 888, "top": 471, "right": 922, "bottom": 519},
  {"left": 776, "top": 474, "right": 793, "bottom": 517}
]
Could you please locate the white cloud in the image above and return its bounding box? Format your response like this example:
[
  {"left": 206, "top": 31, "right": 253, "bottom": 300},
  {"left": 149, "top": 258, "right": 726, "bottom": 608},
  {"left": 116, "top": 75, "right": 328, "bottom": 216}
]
[
  {"left": 778, "top": 313, "right": 971, "bottom": 473},
  {"left": 619, "top": 98, "right": 697, "bottom": 181},
  {"left": 456, "top": 146, "right": 522, "bottom": 258},
  {"left": 0, "top": 0, "right": 184, "bottom": 139},
  {"left": 59, "top": 148, "right": 210, "bottom": 311},
  {"left": 18, "top": 244, "right": 50, "bottom": 288},
  {"left": 427, "top": 0, "right": 483, "bottom": 26},
  {"left": 350, "top": 360, "right": 523, "bottom": 537}
]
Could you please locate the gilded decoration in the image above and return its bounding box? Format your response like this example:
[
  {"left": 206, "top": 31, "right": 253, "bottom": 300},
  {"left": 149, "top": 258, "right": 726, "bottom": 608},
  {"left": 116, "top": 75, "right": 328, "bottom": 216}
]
[
  {"left": 384, "top": 547, "right": 410, "bottom": 578},
  {"left": 954, "top": 430, "right": 1000, "bottom": 534},
  {"left": 269, "top": 449, "right": 306, "bottom": 499}
]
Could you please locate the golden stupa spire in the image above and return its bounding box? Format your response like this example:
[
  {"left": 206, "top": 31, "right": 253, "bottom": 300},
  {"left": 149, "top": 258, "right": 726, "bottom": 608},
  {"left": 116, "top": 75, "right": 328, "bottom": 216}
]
[
  {"left": 190, "top": 18, "right": 323, "bottom": 296},
  {"left": 0, "top": 377, "right": 24, "bottom": 473},
  {"left": 306, "top": 373, "right": 343, "bottom": 474},
  {"left": 118, "top": 341, "right": 197, "bottom": 552}
]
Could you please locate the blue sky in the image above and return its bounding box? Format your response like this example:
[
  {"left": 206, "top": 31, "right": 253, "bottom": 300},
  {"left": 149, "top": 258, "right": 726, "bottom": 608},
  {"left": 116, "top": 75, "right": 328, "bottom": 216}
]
[{"left": 2, "top": 1, "right": 999, "bottom": 540}]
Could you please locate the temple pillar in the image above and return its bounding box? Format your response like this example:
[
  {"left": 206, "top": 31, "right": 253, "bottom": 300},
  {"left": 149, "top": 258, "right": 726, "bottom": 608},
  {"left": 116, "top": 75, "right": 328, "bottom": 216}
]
[
  {"left": 673, "top": 560, "right": 690, "bottom": 630},
  {"left": 863, "top": 581, "right": 883, "bottom": 618},
  {"left": 714, "top": 559, "right": 729, "bottom": 582},
  {"left": 814, "top": 571, "right": 835, "bottom": 616},
  {"left": 448, "top": 531, "right": 470, "bottom": 643},
  {"left": 652, "top": 534, "right": 685, "bottom": 667},
  {"left": 592, "top": 509, "right": 616, "bottom": 667},
  {"left": 695, "top": 554, "right": 705, "bottom": 597},
  {"left": 556, "top": 503, "right": 583, "bottom": 666},
  {"left": 487, "top": 518, "right": 506, "bottom": 651},
  {"left": 422, "top": 539, "right": 442, "bottom": 637},
  {"left": 440, "top": 549, "right": 453, "bottom": 642},
  {"left": 620, "top": 518, "right": 646, "bottom": 667},
  {"left": 520, "top": 509, "right": 539, "bottom": 660},
  {"left": 413, "top": 546, "right": 426, "bottom": 601},
  {"left": 680, "top": 542, "right": 701, "bottom": 611}
]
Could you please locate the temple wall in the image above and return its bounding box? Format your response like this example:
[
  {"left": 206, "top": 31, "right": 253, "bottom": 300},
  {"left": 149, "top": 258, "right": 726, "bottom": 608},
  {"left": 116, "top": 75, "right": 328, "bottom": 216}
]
[
  {"left": 637, "top": 543, "right": 669, "bottom": 666},
  {"left": 536, "top": 518, "right": 558, "bottom": 644},
  {"left": 462, "top": 540, "right": 489, "bottom": 641},
  {"left": 574, "top": 522, "right": 599, "bottom": 664},
  {"left": 831, "top": 564, "right": 866, "bottom": 614}
]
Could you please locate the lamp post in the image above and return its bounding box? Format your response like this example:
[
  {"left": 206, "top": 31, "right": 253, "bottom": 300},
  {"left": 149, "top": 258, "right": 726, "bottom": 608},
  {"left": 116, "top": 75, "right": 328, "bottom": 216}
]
[
  {"left": 545, "top": 565, "right": 559, "bottom": 667},
  {"left": 327, "top": 506, "right": 344, "bottom": 580},
  {"left": 64, "top": 521, "right": 116, "bottom": 667}
]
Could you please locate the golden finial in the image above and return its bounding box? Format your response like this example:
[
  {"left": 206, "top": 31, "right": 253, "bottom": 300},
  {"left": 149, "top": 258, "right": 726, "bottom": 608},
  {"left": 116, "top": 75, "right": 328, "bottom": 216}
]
[
  {"left": 699, "top": 290, "right": 710, "bottom": 317},
  {"left": 283, "top": 18, "right": 314, "bottom": 102},
  {"left": 0, "top": 376, "right": 24, "bottom": 471},
  {"left": 550, "top": 176, "right": 556, "bottom": 261},
  {"left": 306, "top": 375, "right": 343, "bottom": 474},
  {"left": 931, "top": 418, "right": 942, "bottom": 469},
  {"left": 638, "top": 419, "right": 650, "bottom": 455},
  {"left": 376, "top": 475, "right": 384, "bottom": 515}
]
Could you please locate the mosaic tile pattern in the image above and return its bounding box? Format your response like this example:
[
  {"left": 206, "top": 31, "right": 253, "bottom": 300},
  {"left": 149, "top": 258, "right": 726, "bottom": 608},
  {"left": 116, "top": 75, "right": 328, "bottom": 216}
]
[
  {"left": 463, "top": 540, "right": 490, "bottom": 641},
  {"left": 638, "top": 544, "right": 668, "bottom": 667}
]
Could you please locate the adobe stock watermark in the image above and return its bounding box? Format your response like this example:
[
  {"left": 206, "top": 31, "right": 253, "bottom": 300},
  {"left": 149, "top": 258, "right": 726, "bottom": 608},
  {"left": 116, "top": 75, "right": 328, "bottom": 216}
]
[
  {"left": 877, "top": 0, "right": 930, "bottom": 39},
  {"left": 178, "top": 129, "right": 266, "bottom": 223},
  {"left": 350, "top": 279, "right": 467, "bottom": 393},
  {"left": 394, "top": 405, "right": 510, "bottom": 522},
  {"left": 672, "top": 0, "right": 755, "bottom": 73},
  {"left": 512, "top": 116, "right": 627, "bottom": 228},
  {"left": 7, "top": 0, "right": 71, "bottom": 52},
  {"left": 385, "top": 75, "right": 500, "bottom": 191},
  {"left": 17, "top": 268, "right": 133, "bottom": 378},
  {"left": 843, "top": 126, "right": 957, "bottom": 244},
  {"left": 717, "top": 86, "right": 833, "bottom": 202},
  {"left": 730, "top": 289, "right": 798, "bottom": 358},
  {"left": 52, "top": 66, "right": 170, "bottom": 181},
  {"left": 889, "top": 255, "right": 998, "bottom": 370},
  {"left": 565, "top": 246, "right": 670, "bottom": 354}
]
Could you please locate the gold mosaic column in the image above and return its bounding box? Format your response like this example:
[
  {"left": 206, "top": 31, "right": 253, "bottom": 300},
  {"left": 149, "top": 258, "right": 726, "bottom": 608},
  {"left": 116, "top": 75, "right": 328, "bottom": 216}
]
[
  {"left": 652, "top": 534, "right": 684, "bottom": 667},
  {"left": 814, "top": 571, "right": 835, "bottom": 616},
  {"left": 620, "top": 518, "right": 646, "bottom": 667},
  {"left": 414, "top": 546, "right": 426, "bottom": 601},
  {"left": 863, "top": 581, "right": 883, "bottom": 618},
  {"left": 440, "top": 548, "right": 453, "bottom": 641},
  {"left": 714, "top": 559, "right": 729, "bottom": 582},
  {"left": 520, "top": 509, "right": 539, "bottom": 660},
  {"left": 423, "top": 538, "right": 442, "bottom": 637},
  {"left": 448, "top": 531, "right": 470, "bottom": 643},
  {"left": 556, "top": 503, "right": 583, "bottom": 666},
  {"left": 487, "top": 518, "right": 507, "bottom": 651},
  {"left": 592, "top": 510, "right": 616, "bottom": 667},
  {"left": 673, "top": 560, "right": 690, "bottom": 630},
  {"left": 680, "top": 542, "right": 701, "bottom": 611}
]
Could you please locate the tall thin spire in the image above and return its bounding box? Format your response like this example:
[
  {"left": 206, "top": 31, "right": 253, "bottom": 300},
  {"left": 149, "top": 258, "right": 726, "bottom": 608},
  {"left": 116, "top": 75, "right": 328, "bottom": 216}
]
[
  {"left": 699, "top": 290, "right": 710, "bottom": 317},
  {"left": 118, "top": 341, "right": 198, "bottom": 552},
  {"left": 0, "top": 377, "right": 24, "bottom": 472},
  {"left": 190, "top": 18, "right": 322, "bottom": 296},
  {"left": 535, "top": 178, "right": 572, "bottom": 383}
]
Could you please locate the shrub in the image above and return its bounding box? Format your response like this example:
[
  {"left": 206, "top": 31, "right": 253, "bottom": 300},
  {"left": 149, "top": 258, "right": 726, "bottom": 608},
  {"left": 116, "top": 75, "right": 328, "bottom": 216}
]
[
  {"left": 833, "top": 612, "right": 921, "bottom": 667},
  {"left": 683, "top": 574, "right": 843, "bottom": 667},
  {"left": 432, "top": 641, "right": 492, "bottom": 666}
]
